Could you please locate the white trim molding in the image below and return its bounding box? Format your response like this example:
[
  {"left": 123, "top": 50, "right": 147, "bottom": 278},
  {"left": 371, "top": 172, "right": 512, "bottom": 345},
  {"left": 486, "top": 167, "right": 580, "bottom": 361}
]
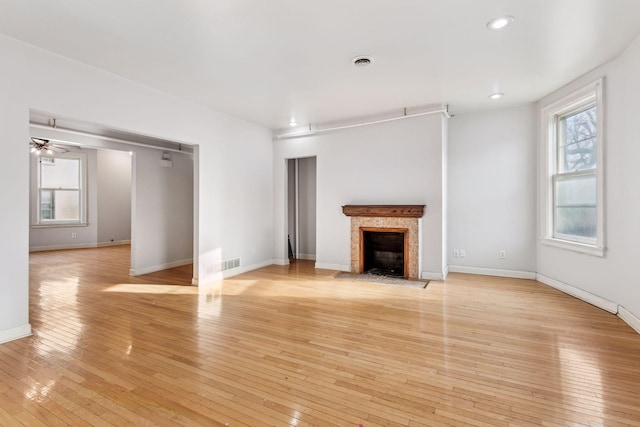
[
  {"left": 618, "top": 306, "right": 640, "bottom": 334},
  {"left": 297, "top": 253, "right": 317, "bottom": 261},
  {"left": 97, "top": 240, "right": 131, "bottom": 247},
  {"left": 272, "top": 258, "right": 290, "bottom": 266},
  {"left": 449, "top": 265, "right": 537, "bottom": 280},
  {"left": 129, "top": 258, "right": 193, "bottom": 276},
  {"left": 0, "top": 323, "right": 32, "bottom": 344},
  {"left": 30, "top": 240, "right": 131, "bottom": 252},
  {"left": 30, "top": 243, "right": 99, "bottom": 252},
  {"left": 541, "top": 237, "right": 605, "bottom": 257},
  {"left": 315, "top": 263, "right": 350, "bottom": 272},
  {"left": 536, "top": 273, "right": 618, "bottom": 314}
]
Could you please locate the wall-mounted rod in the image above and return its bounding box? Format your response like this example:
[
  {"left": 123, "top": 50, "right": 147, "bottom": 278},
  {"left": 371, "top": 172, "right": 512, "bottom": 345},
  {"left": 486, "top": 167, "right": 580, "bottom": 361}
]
[
  {"left": 29, "top": 123, "right": 191, "bottom": 154},
  {"left": 275, "top": 105, "right": 451, "bottom": 140}
]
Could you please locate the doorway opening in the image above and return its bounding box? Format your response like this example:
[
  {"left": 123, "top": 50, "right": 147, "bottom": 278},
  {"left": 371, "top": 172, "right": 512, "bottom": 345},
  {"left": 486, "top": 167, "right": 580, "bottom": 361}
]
[
  {"left": 286, "top": 157, "right": 317, "bottom": 262},
  {"left": 28, "top": 111, "right": 197, "bottom": 282}
]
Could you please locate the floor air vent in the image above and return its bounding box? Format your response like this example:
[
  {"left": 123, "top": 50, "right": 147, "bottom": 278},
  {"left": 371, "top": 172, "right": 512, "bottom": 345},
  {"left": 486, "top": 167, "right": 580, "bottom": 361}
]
[{"left": 221, "top": 258, "right": 240, "bottom": 271}]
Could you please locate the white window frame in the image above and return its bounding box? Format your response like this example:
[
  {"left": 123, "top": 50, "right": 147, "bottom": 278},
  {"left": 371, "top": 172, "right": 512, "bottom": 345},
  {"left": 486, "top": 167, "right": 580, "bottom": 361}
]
[
  {"left": 32, "top": 151, "right": 88, "bottom": 227},
  {"left": 540, "top": 78, "right": 605, "bottom": 257}
]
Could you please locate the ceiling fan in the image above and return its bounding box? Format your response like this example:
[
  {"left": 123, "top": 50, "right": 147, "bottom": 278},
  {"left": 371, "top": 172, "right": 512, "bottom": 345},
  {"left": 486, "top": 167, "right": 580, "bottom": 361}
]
[{"left": 29, "top": 137, "right": 77, "bottom": 155}]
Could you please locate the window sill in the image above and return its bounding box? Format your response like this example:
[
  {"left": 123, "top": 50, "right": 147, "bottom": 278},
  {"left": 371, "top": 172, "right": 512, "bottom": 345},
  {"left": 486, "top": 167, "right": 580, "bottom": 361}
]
[
  {"left": 541, "top": 237, "right": 605, "bottom": 257},
  {"left": 31, "top": 223, "right": 89, "bottom": 229}
]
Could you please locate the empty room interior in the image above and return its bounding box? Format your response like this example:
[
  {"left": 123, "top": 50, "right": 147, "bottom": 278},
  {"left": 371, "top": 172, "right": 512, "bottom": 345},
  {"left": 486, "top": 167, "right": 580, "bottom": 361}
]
[{"left": 1, "top": 1, "right": 640, "bottom": 426}]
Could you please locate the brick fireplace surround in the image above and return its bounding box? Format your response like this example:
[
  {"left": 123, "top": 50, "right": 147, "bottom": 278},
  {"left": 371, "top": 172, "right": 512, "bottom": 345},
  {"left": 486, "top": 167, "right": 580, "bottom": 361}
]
[{"left": 342, "top": 205, "right": 425, "bottom": 279}]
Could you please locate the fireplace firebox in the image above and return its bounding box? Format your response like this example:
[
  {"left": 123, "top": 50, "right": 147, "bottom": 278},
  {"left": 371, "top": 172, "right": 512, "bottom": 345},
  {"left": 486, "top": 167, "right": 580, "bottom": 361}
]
[{"left": 360, "top": 227, "right": 408, "bottom": 278}]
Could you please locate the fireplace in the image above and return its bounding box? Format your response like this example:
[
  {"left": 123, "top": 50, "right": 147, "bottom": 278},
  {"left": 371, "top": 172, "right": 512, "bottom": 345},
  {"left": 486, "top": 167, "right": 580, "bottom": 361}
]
[
  {"left": 343, "top": 205, "right": 425, "bottom": 279},
  {"left": 361, "top": 228, "right": 408, "bottom": 278}
]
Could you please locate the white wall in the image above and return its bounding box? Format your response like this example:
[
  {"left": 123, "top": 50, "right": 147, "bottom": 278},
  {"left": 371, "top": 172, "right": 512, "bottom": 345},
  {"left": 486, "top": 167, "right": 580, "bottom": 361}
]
[
  {"left": 29, "top": 149, "right": 99, "bottom": 250},
  {"left": 537, "top": 37, "right": 640, "bottom": 324},
  {"left": 298, "top": 157, "right": 316, "bottom": 259},
  {"left": 0, "top": 35, "right": 273, "bottom": 343},
  {"left": 274, "top": 114, "right": 447, "bottom": 278},
  {"left": 131, "top": 148, "right": 193, "bottom": 274},
  {"left": 448, "top": 105, "right": 537, "bottom": 276},
  {"left": 97, "top": 149, "right": 131, "bottom": 245}
]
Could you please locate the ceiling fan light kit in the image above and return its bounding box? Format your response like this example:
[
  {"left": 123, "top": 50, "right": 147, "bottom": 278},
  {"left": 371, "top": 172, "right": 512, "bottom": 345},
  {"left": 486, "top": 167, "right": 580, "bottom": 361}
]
[{"left": 29, "top": 136, "right": 74, "bottom": 155}]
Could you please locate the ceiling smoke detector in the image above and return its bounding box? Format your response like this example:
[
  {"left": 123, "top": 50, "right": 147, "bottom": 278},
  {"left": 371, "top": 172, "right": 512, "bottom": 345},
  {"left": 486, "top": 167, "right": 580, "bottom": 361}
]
[{"left": 352, "top": 55, "right": 374, "bottom": 67}]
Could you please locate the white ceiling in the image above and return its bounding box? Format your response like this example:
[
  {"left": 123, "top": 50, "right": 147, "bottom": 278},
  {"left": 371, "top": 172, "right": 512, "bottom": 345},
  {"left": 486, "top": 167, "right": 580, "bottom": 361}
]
[{"left": 2, "top": 0, "right": 640, "bottom": 130}]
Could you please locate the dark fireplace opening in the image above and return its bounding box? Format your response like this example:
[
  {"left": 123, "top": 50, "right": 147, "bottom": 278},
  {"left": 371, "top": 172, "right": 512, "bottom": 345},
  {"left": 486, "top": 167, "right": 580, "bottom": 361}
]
[{"left": 362, "top": 231, "right": 405, "bottom": 277}]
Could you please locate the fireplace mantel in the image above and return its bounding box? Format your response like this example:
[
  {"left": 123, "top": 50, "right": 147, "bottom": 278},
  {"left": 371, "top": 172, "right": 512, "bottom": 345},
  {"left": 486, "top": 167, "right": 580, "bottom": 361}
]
[{"left": 342, "top": 205, "right": 425, "bottom": 218}]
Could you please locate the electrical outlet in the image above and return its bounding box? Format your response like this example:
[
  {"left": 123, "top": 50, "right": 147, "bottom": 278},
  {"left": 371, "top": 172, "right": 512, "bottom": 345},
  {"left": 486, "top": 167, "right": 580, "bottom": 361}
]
[
  {"left": 71, "top": 232, "right": 77, "bottom": 239},
  {"left": 499, "top": 250, "right": 506, "bottom": 259},
  {"left": 453, "top": 249, "right": 459, "bottom": 257},
  {"left": 460, "top": 249, "right": 466, "bottom": 257}
]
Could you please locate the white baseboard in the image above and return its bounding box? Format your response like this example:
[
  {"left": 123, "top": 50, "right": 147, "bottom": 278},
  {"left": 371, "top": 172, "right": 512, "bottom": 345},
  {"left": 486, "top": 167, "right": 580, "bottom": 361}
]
[
  {"left": 449, "top": 265, "right": 537, "bottom": 280},
  {"left": 30, "top": 240, "right": 131, "bottom": 252},
  {"left": 0, "top": 323, "right": 32, "bottom": 344},
  {"left": 315, "top": 263, "right": 350, "bottom": 272},
  {"left": 617, "top": 306, "right": 640, "bottom": 334},
  {"left": 97, "top": 240, "right": 131, "bottom": 247},
  {"left": 191, "top": 277, "right": 198, "bottom": 286},
  {"left": 296, "top": 253, "right": 317, "bottom": 261},
  {"left": 129, "top": 258, "right": 193, "bottom": 276},
  {"left": 536, "top": 273, "right": 618, "bottom": 314},
  {"left": 272, "top": 258, "right": 290, "bottom": 266},
  {"left": 222, "top": 259, "right": 273, "bottom": 279},
  {"left": 30, "top": 243, "right": 98, "bottom": 252},
  {"left": 421, "top": 271, "right": 447, "bottom": 281}
]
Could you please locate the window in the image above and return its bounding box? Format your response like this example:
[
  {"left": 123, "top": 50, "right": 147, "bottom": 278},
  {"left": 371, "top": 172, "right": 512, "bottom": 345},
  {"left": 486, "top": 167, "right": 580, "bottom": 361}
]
[
  {"left": 541, "top": 78, "right": 605, "bottom": 256},
  {"left": 33, "top": 152, "right": 87, "bottom": 226}
]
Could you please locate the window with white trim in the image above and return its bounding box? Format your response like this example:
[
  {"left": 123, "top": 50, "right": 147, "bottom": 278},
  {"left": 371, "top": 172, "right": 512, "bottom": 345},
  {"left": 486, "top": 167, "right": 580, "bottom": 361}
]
[
  {"left": 33, "top": 152, "right": 87, "bottom": 226},
  {"left": 541, "top": 78, "right": 605, "bottom": 256}
]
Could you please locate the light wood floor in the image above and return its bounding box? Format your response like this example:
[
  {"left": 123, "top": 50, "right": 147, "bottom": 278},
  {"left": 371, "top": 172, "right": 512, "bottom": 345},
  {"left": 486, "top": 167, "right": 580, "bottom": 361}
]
[{"left": 1, "top": 246, "right": 639, "bottom": 426}]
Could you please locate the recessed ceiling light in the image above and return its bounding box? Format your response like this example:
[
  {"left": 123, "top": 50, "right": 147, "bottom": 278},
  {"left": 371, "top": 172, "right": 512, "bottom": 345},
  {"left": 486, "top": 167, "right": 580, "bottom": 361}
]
[
  {"left": 489, "top": 92, "right": 504, "bottom": 100},
  {"left": 487, "top": 15, "right": 514, "bottom": 30},
  {"left": 288, "top": 120, "right": 298, "bottom": 127},
  {"left": 352, "top": 55, "right": 374, "bottom": 67}
]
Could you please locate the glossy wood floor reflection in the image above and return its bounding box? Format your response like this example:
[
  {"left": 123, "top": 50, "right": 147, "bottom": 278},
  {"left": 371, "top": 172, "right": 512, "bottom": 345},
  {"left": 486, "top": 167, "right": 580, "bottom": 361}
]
[{"left": 2, "top": 246, "right": 639, "bottom": 426}]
